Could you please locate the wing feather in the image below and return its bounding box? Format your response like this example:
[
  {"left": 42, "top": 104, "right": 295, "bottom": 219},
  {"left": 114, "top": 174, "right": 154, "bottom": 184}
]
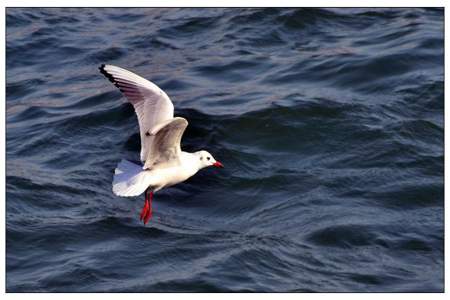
[
  {"left": 99, "top": 64, "right": 174, "bottom": 164},
  {"left": 144, "top": 117, "right": 188, "bottom": 170}
]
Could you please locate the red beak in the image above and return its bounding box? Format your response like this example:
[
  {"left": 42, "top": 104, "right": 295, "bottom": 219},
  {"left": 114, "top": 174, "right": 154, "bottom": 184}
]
[{"left": 213, "top": 161, "right": 224, "bottom": 168}]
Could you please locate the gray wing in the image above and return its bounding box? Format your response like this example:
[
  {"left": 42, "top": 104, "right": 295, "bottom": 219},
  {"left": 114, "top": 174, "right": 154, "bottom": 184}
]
[
  {"left": 99, "top": 64, "right": 174, "bottom": 165},
  {"left": 144, "top": 117, "right": 189, "bottom": 170}
]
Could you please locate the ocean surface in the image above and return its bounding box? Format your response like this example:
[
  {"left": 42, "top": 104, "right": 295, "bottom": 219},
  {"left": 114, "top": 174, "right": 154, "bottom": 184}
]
[{"left": 6, "top": 8, "right": 444, "bottom": 292}]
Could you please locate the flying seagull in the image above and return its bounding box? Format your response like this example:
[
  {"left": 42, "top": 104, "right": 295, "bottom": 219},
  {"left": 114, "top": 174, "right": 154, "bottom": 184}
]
[{"left": 99, "top": 64, "right": 224, "bottom": 225}]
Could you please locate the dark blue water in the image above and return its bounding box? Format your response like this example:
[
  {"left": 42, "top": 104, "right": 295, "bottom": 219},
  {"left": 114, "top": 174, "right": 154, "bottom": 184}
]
[{"left": 6, "top": 8, "right": 444, "bottom": 292}]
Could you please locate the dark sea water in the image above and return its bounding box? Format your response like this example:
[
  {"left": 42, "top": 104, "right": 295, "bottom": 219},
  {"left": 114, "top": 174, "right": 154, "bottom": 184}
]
[{"left": 6, "top": 8, "right": 444, "bottom": 292}]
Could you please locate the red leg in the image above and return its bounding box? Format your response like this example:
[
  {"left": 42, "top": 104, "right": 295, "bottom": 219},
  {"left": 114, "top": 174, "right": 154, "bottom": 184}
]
[
  {"left": 143, "top": 191, "right": 153, "bottom": 225},
  {"left": 139, "top": 192, "right": 149, "bottom": 221}
]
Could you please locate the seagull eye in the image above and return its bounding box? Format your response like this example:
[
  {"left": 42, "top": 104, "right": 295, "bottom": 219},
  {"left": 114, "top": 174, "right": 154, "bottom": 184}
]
[
  {"left": 200, "top": 157, "right": 203, "bottom": 161},
  {"left": 207, "top": 157, "right": 210, "bottom": 161}
]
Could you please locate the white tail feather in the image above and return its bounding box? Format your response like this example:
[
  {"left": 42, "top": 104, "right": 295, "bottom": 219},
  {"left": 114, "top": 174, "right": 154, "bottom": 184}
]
[{"left": 112, "top": 160, "right": 149, "bottom": 197}]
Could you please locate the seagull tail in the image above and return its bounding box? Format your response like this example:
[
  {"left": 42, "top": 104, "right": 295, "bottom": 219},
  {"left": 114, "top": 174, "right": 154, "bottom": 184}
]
[{"left": 112, "top": 159, "right": 149, "bottom": 197}]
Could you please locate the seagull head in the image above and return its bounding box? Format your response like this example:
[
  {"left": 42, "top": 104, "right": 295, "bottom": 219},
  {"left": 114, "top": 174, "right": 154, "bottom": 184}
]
[{"left": 196, "top": 150, "right": 224, "bottom": 169}]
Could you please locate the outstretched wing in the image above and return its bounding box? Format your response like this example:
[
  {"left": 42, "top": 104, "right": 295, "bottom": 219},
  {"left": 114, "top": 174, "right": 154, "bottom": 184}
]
[
  {"left": 144, "top": 117, "right": 188, "bottom": 170},
  {"left": 99, "top": 64, "right": 174, "bottom": 165}
]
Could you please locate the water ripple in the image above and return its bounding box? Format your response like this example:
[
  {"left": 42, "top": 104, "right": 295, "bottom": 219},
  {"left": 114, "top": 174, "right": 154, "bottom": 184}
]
[{"left": 6, "top": 8, "right": 443, "bottom": 292}]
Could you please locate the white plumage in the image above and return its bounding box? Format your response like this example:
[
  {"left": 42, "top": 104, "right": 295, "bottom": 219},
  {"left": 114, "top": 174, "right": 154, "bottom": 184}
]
[
  {"left": 100, "top": 64, "right": 174, "bottom": 164},
  {"left": 112, "top": 159, "right": 147, "bottom": 197},
  {"left": 100, "top": 64, "right": 223, "bottom": 224}
]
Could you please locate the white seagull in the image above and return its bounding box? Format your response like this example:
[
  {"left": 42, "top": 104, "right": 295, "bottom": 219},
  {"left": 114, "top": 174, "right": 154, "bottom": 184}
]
[{"left": 99, "top": 64, "right": 224, "bottom": 225}]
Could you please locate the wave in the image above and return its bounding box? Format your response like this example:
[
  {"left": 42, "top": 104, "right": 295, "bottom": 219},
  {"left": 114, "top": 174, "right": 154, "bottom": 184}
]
[{"left": 6, "top": 7, "right": 443, "bottom": 292}]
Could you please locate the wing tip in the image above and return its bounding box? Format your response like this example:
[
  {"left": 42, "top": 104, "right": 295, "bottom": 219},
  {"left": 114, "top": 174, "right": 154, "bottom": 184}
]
[
  {"left": 99, "top": 63, "right": 107, "bottom": 75},
  {"left": 99, "top": 64, "right": 113, "bottom": 82},
  {"left": 99, "top": 64, "right": 126, "bottom": 93}
]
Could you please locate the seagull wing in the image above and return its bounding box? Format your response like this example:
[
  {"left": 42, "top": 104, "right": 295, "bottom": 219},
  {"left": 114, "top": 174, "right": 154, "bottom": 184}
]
[
  {"left": 99, "top": 64, "right": 174, "bottom": 165},
  {"left": 144, "top": 117, "right": 188, "bottom": 170}
]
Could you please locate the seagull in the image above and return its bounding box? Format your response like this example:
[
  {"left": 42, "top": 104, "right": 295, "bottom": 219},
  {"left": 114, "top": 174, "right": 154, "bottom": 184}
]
[{"left": 99, "top": 64, "right": 224, "bottom": 225}]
